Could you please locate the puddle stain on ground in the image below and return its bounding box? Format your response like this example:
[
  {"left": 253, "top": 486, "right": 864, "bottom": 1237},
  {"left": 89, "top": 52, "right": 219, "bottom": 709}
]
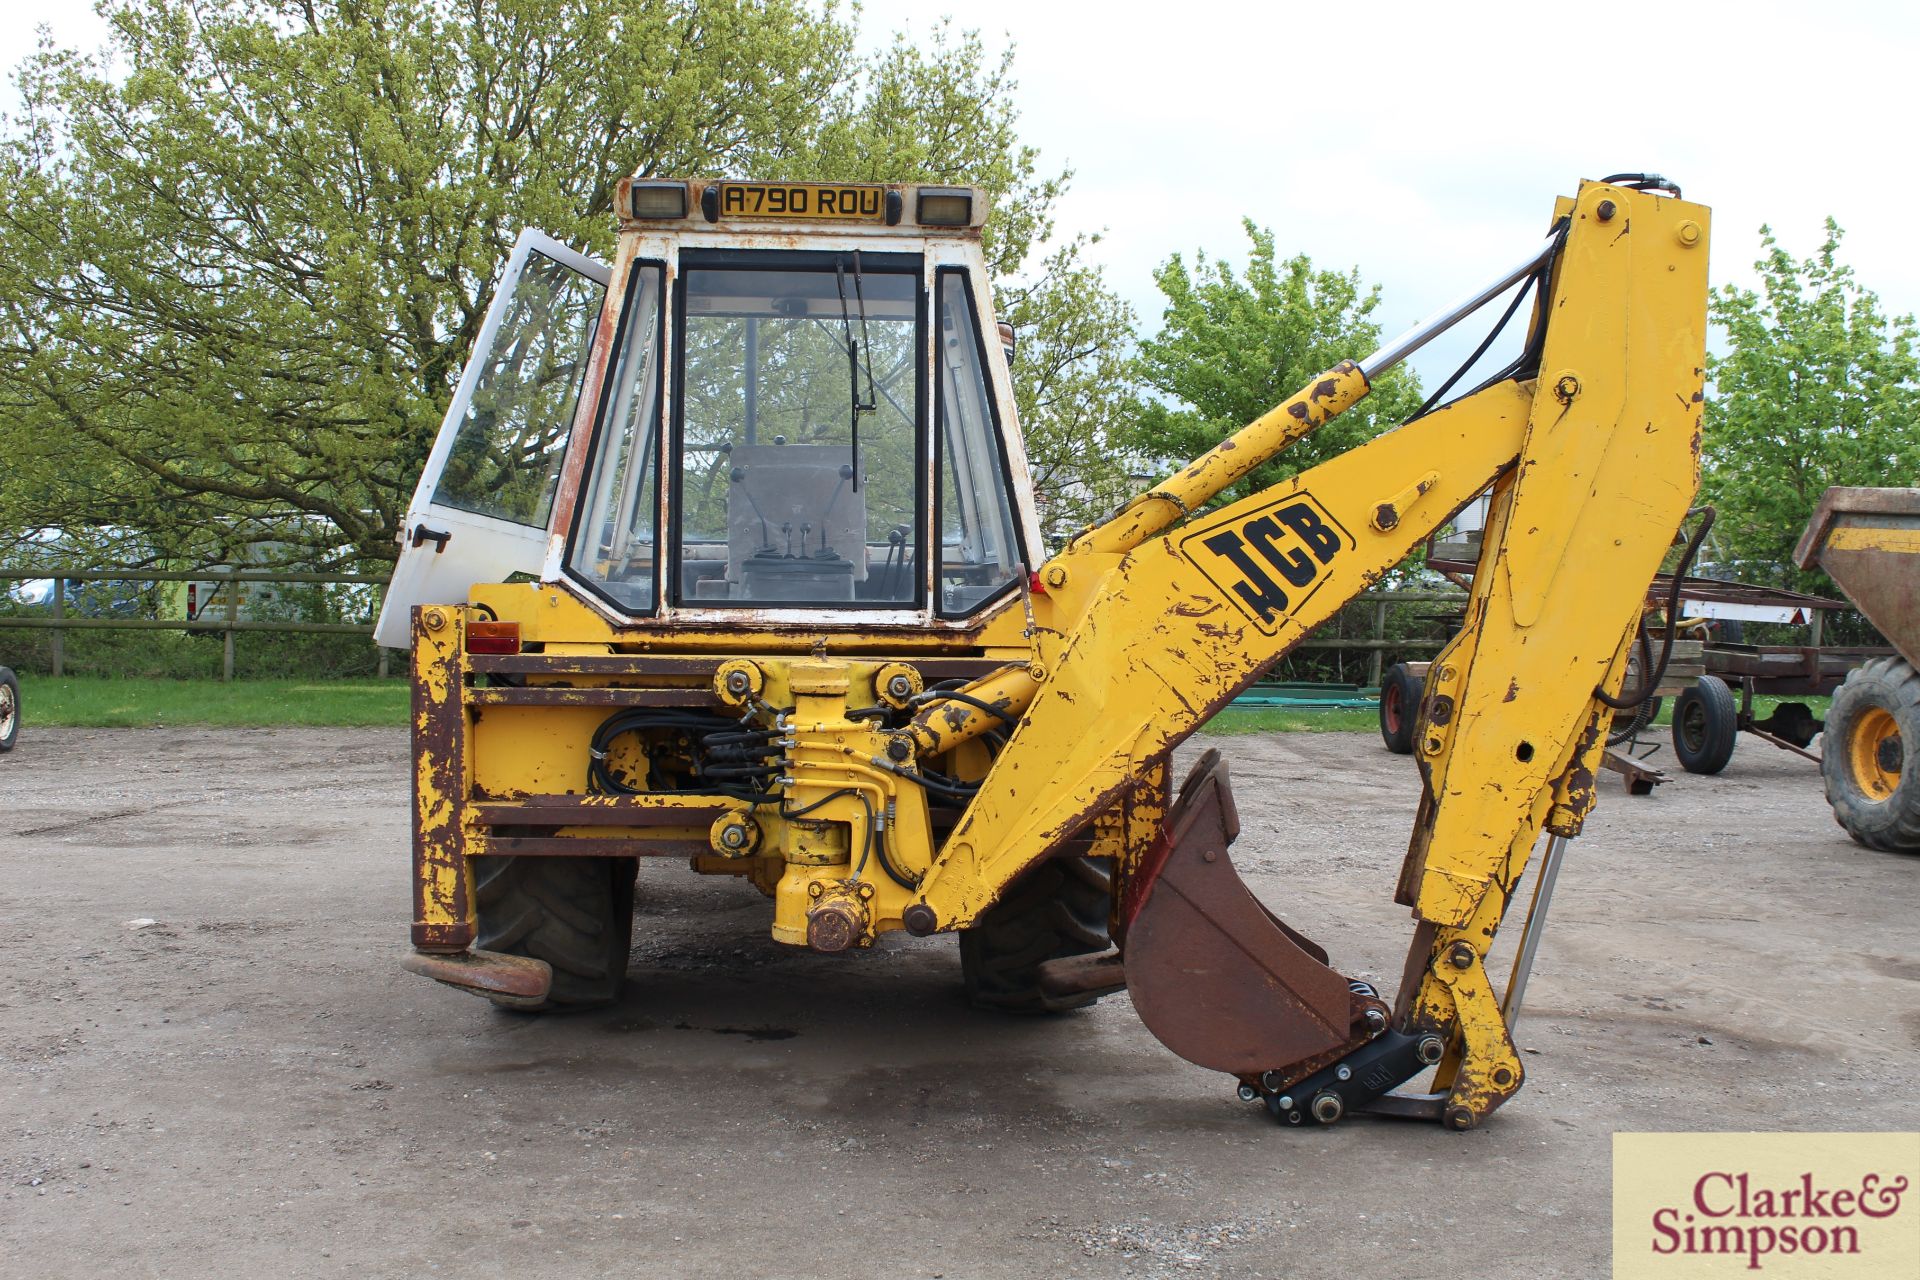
[{"left": 674, "top": 1021, "right": 799, "bottom": 1041}]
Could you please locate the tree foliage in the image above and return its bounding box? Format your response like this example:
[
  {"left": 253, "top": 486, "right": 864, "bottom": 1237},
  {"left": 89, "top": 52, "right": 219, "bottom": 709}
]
[
  {"left": 1119, "top": 219, "right": 1423, "bottom": 508},
  {"left": 1704, "top": 221, "right": 1920, "bottom": 589},
  {"left": 999, "top": 235, "right": 1138, "bottom": 543},
  {"left": 0, "top": 1, "right": 1135, "bottom": 568}
]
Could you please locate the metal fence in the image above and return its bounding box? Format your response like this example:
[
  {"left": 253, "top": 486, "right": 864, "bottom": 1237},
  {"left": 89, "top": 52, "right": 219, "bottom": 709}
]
[{"left": 0, "top": 569, "right": 1464, "bottom": 685}]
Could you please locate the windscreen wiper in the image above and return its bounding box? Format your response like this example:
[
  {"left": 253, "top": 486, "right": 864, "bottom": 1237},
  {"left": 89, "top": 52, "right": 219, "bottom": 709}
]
[{"left": 834, "top": 252, "right": 878, "bottom": 491}]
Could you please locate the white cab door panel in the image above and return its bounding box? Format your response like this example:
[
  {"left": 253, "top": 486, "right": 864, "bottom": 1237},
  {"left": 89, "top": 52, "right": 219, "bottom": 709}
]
[{"left": 375, "top": 230, "right": 609, "bottom": 648}]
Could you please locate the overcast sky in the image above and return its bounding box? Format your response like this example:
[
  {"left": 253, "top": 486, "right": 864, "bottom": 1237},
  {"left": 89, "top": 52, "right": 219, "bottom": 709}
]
[{"left": 6, "top": 1, "right": 1918, "bottom": 389}]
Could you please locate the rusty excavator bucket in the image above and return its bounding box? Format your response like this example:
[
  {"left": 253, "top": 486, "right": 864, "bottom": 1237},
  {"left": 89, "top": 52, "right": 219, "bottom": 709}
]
[{"left": 1113, "top": 751, "right": 1424, "bottom": 1121}]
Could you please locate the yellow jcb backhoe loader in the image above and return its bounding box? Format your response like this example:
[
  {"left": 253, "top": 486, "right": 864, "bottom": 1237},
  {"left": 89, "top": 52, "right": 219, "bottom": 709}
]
[{"left": 377, "top": 174, "right": 1710, "bottom": 1130}]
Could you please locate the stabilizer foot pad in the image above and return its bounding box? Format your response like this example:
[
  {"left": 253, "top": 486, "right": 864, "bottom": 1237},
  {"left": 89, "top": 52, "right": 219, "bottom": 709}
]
[
  {"left": 404, "top": 948, "right": 553, "bottom": 1008},
  {"left": 1034, "top": 949, "right": 1127, "bottom": 1000}
]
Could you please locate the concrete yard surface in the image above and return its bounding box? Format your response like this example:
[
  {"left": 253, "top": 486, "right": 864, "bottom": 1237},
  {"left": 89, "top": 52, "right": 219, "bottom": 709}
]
[{"left": 2, "top": 726, "right": 1916, "bottom": 1278}]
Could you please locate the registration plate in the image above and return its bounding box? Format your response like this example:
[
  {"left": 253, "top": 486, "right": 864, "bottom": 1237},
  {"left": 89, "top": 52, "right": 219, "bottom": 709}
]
[{"left": 712, "top": 182, "right": 890, "bottom": 222}]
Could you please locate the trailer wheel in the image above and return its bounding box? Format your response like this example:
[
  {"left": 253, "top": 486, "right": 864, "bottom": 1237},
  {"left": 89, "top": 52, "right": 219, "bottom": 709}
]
[
  {"left": 474, "top": 855, "right": 638, "bottom": 1009},
  {"left": 1377, "top": 663, "right": 1420, "bottom": 755},
  {"left": 960, "top": 855, "right": 1112, "bottom": 1013},
  {"left": 0, "top": 667, "right": 17, "bottom": 753},
  {"left": 1672, "top": 675, "right": 1738, "bottom": 775},
  {"left": 1822, "top": 657, "right": 1920, "bottom": 853}
]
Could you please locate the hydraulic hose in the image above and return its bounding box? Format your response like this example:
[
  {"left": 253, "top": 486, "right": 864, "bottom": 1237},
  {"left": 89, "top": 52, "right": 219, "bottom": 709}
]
[{"left": 1594, "top": 507, "right": 1717, "bottom": 711}]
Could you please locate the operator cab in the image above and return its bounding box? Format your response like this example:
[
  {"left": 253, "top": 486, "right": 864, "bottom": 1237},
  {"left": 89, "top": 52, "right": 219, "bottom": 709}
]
[{"left": 375, "top": 179, "right": 1039, "bottom": 647}]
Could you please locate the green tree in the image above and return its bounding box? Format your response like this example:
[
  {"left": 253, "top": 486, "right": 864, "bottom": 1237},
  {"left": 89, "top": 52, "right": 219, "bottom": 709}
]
[
  {"left": 1705, "top": 221, "right": 1920, "bottom": 590},
  {"left": 1120, "top": 219, "right": 1423, "bottom": 508},
  {"left": 999, "top": 235, "right": 1139, "bottom": 545},
  {"left": 0, "top": 2, "right": 1136, "bottom": 569}
]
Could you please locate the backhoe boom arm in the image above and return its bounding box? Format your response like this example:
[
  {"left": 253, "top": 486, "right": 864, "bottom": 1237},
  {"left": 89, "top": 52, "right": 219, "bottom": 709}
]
[{"left": 910, "top": 180, "right": 1710, "bottom": 1128}]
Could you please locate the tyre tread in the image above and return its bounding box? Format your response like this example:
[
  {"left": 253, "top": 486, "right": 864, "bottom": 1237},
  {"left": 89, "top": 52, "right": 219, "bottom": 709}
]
[
  {"left": 959, "top": 856, "right": 1113, "bottom": 1014},
  {"left": 1673, "top": 675, "right": 1738, "bottom": 775},
  {"left": 474, "top": 855, "right": 637, "bottom": 1007},
  {"left": 1822, "top": 658, "right": 1920, "bottom": 854}
]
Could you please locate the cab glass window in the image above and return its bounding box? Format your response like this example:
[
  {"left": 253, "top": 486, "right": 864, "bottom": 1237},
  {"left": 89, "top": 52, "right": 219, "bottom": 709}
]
[
  {"left": 569, "top": 264, "right": 666, "bottom": 611},
  {"left": 432, "top": 251, "right": 603, "bottom": 526},
  {"left": 674, "top": 255, "right": 920, "bottom": 606},
  {"left": 935, "top": 270, "right": 1023, "bottom": 614}
]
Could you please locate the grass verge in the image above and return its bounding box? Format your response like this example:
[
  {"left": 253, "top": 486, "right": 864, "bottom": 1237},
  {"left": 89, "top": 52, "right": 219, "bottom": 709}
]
[
  {"left": 9, "top": 676, "right": 1833, "bottom": 738},
  {"left": 12, "top": 676, "right": 408, "bottom": 728},
  {"left": 1202, "top": 707, "right": 1378, "bottom": 735}
]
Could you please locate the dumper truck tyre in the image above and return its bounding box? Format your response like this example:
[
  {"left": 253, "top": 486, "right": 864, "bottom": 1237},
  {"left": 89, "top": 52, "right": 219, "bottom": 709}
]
[
  {"left": 0, "top": 667, "right": 17, "bottom": 753},
  {"left": 1822, "top": 656, "right": 1920, "bottom": 854},
  {"left": 474, "top": 855, "right": 638, "bottom": 1008},
  {"left": 960, "top": 855, "right": 1113, "bottom": 1013},
  {"left": 1378, "top": 663, "right": 1420, "bottom": 755},
  {"left": 1673, "top": 675, "right": 1738, "bottom": 774}
]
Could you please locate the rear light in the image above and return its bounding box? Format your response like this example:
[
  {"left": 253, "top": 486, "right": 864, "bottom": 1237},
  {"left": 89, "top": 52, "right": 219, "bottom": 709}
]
[
  {"left": 187, "top": 582, "right": 198, "bottom": 620},
  {"left": 1027, "top": 570, "right": 1047, "bottom": 596},
  {"left": 467, "top": 621, "right": 521, "bottom": 654}
]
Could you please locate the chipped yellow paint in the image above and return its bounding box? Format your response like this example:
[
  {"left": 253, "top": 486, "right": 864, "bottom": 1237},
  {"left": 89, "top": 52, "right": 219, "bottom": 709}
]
[
  {"left": 1403, "top": 184, "right": 1708, "bottom": 932},
  {"left": 411, "top": 610, "right": 474, "bottom": 949},
  {"left": 921, "top": 188, "right": 1705, "bottom": 936},
  {"left": 468, "top": 579, "right": 1032, "bottom": 653},
  {"left": 1069, "top": 362, "right": 1372, "bottom": 557},
  {"left": 1403, "top": 784, "right": 1553, "bottom": 1124},
  {"left": 1427, "top": 944, "right": 1526, "bottom": 1130},
  {"left": 1825, "top": 525, "right": 1920, "bottom": 554},
  {"left": 1547, "top": 618, "right": 1640, "bottom": 836},
  {"left": 919, "top": 379, "right": 1540, "bottom": 927}
]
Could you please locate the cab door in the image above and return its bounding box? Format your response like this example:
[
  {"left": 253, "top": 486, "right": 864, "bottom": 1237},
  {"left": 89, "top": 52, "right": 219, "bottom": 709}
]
[{"left": 374, "top": 230, "right": 609, "bottom": 648}]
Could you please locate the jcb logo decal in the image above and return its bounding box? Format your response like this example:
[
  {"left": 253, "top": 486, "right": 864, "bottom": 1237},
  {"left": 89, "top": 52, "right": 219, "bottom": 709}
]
[{"left": 1178, "top": 494, "right": 1354, "bottom": 634}]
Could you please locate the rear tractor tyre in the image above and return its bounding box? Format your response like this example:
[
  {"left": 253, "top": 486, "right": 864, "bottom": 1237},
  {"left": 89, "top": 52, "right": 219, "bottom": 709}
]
[
  {"left": 0, "top": 667, "right": 17, "bottom": 753},
  {"left": 474, "top": 855, "right": 638, "bottom": 1009},
  {"left": 1821, "top": 657, "right": 1920, "bottom": 854},
  {"left": 960, "top": 855, "right": 1113, "bottom": 1013},
  {"left": 1673, "top": 675, "right": 1738, "bottom": 775},
  {"left": 1377, "top": 662, "right": 1420, "bottom": 756}
]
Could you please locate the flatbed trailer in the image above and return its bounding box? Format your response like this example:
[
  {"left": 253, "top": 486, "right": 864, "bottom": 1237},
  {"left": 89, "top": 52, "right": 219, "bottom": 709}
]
[
  {"left": 1649, "top": 578, "right": 1892, "bottom": 775},
  {"left": 1403, "top": 557, "right": 1892, "bottom": 783}
]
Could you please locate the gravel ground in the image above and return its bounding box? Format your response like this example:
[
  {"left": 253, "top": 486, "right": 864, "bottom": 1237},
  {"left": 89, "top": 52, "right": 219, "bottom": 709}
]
[{"left": 2, "top": 726, "right": 1915, "bottom": 1278}]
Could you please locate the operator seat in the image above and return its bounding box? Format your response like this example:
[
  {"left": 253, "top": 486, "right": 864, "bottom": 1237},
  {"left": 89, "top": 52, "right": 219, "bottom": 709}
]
[{"left": 710, "top": 443, "right": 867, "bottom": 602}]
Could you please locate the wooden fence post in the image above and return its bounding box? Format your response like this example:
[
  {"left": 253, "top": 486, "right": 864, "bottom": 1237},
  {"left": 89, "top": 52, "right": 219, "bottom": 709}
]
[
  {"left": 1368, "top": 597, "right": 1389, "bottom": 689},
  {"left": 223, "top": 569, "right": 238, "bottom": 683},
  {"left": 51, "top": 576, "right": 65, "bottom": 678}
]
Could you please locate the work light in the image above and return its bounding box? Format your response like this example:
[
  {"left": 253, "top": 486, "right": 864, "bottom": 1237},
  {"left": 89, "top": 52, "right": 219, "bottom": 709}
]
[
  {"left": 630, "top": 181, "right": 689, "bottom": 220},
  {"left": 916, "top": 188, "right": 974, "bottom": 226}
]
